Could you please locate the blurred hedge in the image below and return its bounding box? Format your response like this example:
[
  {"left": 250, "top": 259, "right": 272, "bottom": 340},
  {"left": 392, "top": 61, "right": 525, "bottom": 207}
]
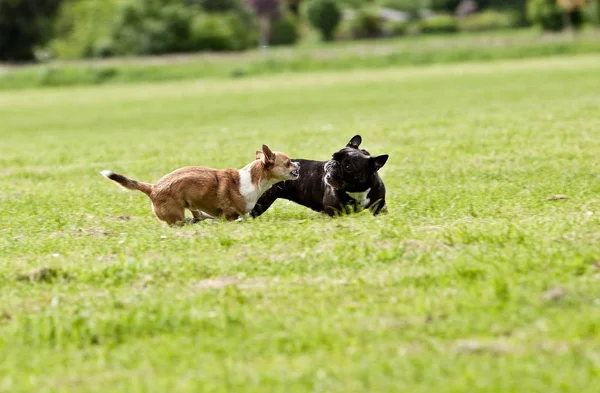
[
  {"left": 269, "top": 14, "right": 301, "bottom": 46},
  {"left": 51, "top": 0, "right": 123, "bottom": 59},
  {"left": 458, "top": 10, "right": 522, "bottom": 32},
  {"left": 48, "top": 0, "right": 306, "bottom": 58},
  {"left": 527, "top": 0, "right": 585, "bottom": 31},
  {"left": 0, "top": 0, "right": 63, "bottom": 61},
  {"left": 419, "top": 14, "right": 459, "bottom": 34},
  {"left": 5, "top": 0, "right": 598, "bottom": 63}
]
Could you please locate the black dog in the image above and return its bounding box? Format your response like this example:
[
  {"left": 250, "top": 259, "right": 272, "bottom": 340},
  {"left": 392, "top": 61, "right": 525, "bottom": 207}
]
[{"left": 250, "top": 135, "right": 388, "bottom": 217}]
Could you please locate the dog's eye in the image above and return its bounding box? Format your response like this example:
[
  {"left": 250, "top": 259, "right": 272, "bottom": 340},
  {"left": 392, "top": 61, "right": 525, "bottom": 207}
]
[{"left": 344, "top": 164, "right": 351, "bottom": 171}]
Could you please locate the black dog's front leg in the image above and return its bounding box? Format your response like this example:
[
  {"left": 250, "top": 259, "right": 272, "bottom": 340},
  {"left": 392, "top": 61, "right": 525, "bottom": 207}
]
[
  {"left": 322, "top": 190, "right": 343, "bottom": 217},
  {"left": 370, "top": 198, "right": 387, "bottom": 215},
  {"left": 367, "top": 182, "right": 387, "bottom": 216},
  {"left": 250, "top": 184, "right": 283, "bottom": 218}
]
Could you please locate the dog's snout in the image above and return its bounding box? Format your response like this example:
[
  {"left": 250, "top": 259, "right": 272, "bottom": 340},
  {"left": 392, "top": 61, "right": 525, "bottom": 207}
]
[{"left": 289, "top": 163, "right": 300, "bottom": 179}]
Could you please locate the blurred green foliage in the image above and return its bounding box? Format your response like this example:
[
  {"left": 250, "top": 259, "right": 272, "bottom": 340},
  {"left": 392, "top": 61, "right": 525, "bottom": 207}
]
[
  {"left": 419, "top": 14, "right": 459, "bottom": 33},
  {"left": 458, "top": 10, "right": 522, "bottom": 32},
  {"left": 306, "top": 0, "right": 342, "bottom": 41},
  {"left": 3, "top": 0, "right": 599, "bottom": 62},
  {"left": 0, "top": 0, "right": 63, "bottom": 61}
]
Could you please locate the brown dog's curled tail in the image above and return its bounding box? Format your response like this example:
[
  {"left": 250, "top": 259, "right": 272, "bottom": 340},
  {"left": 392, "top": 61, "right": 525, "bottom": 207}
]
[{"left": 101, "top": 170, "right": 153, "bottom": 197}]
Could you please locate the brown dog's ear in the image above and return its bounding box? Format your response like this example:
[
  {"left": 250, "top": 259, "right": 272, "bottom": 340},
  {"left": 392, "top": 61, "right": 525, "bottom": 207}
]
[
  {"left": 262, "top": 144, "right": 275, "bottom": 165},
  {"left": 255, "top": 150, "right": 263, "bottom": 160}
]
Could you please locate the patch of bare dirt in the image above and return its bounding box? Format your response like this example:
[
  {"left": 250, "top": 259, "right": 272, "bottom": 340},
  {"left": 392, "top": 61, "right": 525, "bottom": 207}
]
[
  {"left": 417, "top": 226, "right": 443, "bottom": 231},
  {"left": 73, "top": 228, "right": 118, "bottom": 237},
  {"left": 17, "top": 267, "right": 67, "bottom": 283},
  {"left": 453, "top": 339, "right": 513, "bottom": 354},
  {"left": 400, "top": 239, "right": 450, "bottom": 252},
  {"left": 172, "top": 231, "right": 205, "bottom": 239},
  {"left": 545, "top": 195, "right": 570, "bottom": 201},
  {"left": 537, "top": 341, "right": 571, "bottom": 354},
  {"left": 540, "top": 287, "right": 566, "bottom": 302},
  {"left": 136, "top": 275, "right": 154, "bottom": 288},
  {"left": 196, "top": 276, "right": 268, "bottom": 290},
  {"left": 195, "top": 275, "right": 352, "bottom": 290}
]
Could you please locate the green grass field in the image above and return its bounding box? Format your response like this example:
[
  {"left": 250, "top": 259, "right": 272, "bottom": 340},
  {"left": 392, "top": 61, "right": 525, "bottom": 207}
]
[{"left": 2, "top": 54, "right": 600, "bottom": 392}]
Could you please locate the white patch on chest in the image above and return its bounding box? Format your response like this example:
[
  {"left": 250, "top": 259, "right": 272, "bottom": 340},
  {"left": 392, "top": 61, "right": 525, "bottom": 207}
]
[
  {"left": 238, "top": 169, "right": 260, "bottom": 213},
  {"left": 346, "top": 188, "right": 371, "bottom": 209}
]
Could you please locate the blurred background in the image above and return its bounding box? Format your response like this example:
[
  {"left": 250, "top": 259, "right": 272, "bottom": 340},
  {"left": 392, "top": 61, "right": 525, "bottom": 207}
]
[
  {"left": 1, "top": 0, "right": 599, "bottom": 60},
  {"left": 0, "top": 0, "right": 599, "bottom": 86}
]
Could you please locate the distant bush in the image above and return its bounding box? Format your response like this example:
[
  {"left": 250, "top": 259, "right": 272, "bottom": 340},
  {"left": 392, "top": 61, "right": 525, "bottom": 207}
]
[
  {"left": 285, "top": 0, "right": 302, "bottom": 15},
  {"left": 458, "top": 10, "right": 521, "bottom": 32},
  {"left": 419, "top": 14, "right": 459, "bottom": 34},
  {"left": 428, "top": 0, "right": 461, "bottom": 13},
  {"left": 190, "top": 12, "right": 258, "bottom": 51},
  {"left": 481, "top": 0, "right": 528, "bottom": 25},
  {"left": 51, "top": 0, "right": 122, "bottom": 59},
  {"left": 105, "top": 0, "right": 258, "bottom": 56},
  {"left": 584, "top": 0, "right": 600, "bottom": 26},
  {"left": 189, "top": 13, "right": 232, "bottom": 51},
  {"left": 527, "top": 0, "right": 564, "bottom": 31},
  {"left": 226, "top": 11, "right": 260, "bottom": 49},
  {"left": 0, "top": 0, "right": 64, "bottom": 62},
  {"left": 191, "top": 0, "right": 241, "bottom": 12},
  {"left": 269, "top": 14, "right": 300, "bottom": 46},
  {"left": 349, "top": 8, "right": 385, "bottom": 39},
  {"left": 306, "top": 0, "right": 342, "bottom": 41},
  {"left": 569, "top": 9, "right": 585, "bottom": 29},
  {"left": 380, "top": 0, "right": 419, "bottom": 16},
  {"left": 49, "top": 0, "right": 262, "bottom": 59},
  {"left": 110, "top": 1, "right": 194, "bottom": 56},
  {"left": 556, "top": 0, "right": 586, "bottom": 30},
  {"left": 385, "top": 20, "right": 409, "bottom": 37},
  {"left": 338, "top": 0, "right": 378, "bottom": 8}
]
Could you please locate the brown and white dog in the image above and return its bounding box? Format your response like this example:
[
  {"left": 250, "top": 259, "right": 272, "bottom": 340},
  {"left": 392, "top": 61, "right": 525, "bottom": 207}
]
[{"left": 101, "top": 145, "right": 299, "bottom": 225}]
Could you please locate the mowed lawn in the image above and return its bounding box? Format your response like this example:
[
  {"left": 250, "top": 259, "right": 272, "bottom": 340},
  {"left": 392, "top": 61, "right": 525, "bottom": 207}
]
[{"left": 1, "top": 55, "right": 600, "bottom": 392}]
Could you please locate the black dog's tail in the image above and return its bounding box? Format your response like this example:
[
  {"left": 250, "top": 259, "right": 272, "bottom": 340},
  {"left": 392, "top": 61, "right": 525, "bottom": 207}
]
[{"left": 101, "top": 170, "right": 153, "bottom": 197}]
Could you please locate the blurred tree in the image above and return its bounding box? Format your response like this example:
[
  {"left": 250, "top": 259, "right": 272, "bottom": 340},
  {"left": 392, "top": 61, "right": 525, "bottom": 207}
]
[
  {"left": 527, "top": 0, "right": 564, "bottom": 30},
  {"left": 246, "top": 0, "right": 281, "bottom": 18},
  {"left": 380, "top": 0, "right": 422, "bottom": 18},
  {"left": 0, "top": 0, "right": 63, "bottom": 61},
  {"left": 556, "top": 0, "right": 586, "bottom": 30},
  {"left": 269, "top": 13, "right": 300, "bottom": 45},
  {"left": 427, "top": 0, "right": 462, "bottom": 12},
  {"left": 110, "top": 0, "right": 193, "bottom": 55},
  {"left": 245, "top": 0, "right": 282, "bottom": 47},
  {"left": 51, "top": 0, "right": 122, "bottom": 59},
  {"left": 339, "top": 0, "right": 378, "bottom": 7},
  {"left": 188, "top": 0, "right": 241, "bottom": 12},
  {"left": 306, "top": 0, "right": 341, "bottom": 41},
  {"left": 527, "top": 0, "right": 585, "bottom": 30},
  {"left": 285, "top": 0, "right": 302, "bottom": 15},
  {"left": 480, "top": 0, "right": 529, "bottom": 26}
]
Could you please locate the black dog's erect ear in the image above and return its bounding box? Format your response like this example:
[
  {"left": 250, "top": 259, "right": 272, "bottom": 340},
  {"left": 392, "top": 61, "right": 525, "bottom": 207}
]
[
  {"left": 347, "top": 135, "right": 362, "bottom": 149},
  {"left": 370, "top": 154, "right": 389, "bottom": 171}
]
